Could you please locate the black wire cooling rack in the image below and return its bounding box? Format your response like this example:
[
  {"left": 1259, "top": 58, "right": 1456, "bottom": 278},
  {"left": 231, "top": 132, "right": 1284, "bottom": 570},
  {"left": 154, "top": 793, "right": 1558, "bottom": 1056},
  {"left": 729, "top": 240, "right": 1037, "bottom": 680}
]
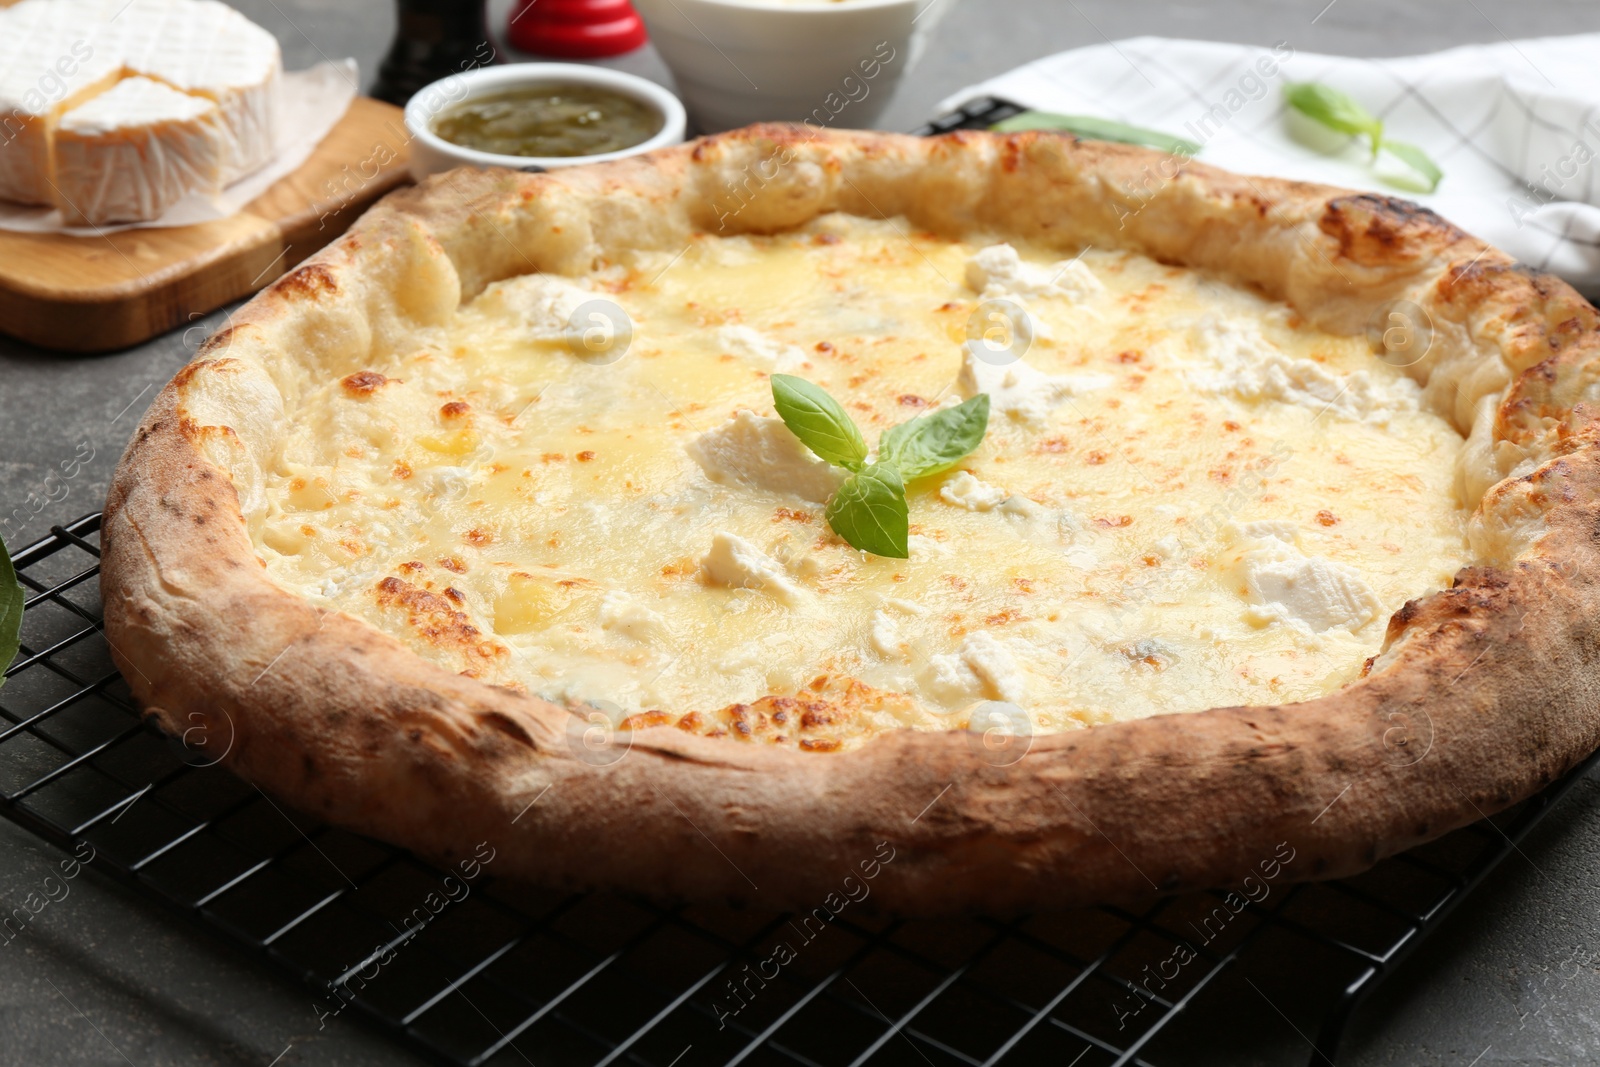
[{"left": 4, "top": 513, "right": 1597, "bottom": 1067}]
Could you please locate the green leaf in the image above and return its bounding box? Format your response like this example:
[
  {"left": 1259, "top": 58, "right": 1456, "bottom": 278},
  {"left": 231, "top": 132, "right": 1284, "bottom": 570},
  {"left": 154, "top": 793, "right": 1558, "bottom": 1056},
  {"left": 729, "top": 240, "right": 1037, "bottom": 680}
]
[
  {"left": 771, "top": 374, "right": 868, "bottom": 471},
  {"left": 1284, "top": 82, "right": 1383, "bottom": 158},
  {"left": 825, "top": 463, "right": 908, "bottom": 559},
  {"left": 0, "top": 534, "right": 22, "bottom": 691},
  {"left": 773, "top": 376, "right": 991, "bottom": 559},
  {"left": 879, "top": 394, "right": 991, "bottom": 481},
  {"left": 991, "top": 111, "right": 1200, "bottom": 156},
  {"left": 1379, "top": 139, "right": 1443, "bottom": 193}
]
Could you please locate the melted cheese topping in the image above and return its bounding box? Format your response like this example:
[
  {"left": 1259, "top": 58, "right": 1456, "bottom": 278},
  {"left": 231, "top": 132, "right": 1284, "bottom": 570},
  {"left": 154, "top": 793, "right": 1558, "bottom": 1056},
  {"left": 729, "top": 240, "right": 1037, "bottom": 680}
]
[{"left": 253, "top": 215, "right": 1471, "bottom": 747}]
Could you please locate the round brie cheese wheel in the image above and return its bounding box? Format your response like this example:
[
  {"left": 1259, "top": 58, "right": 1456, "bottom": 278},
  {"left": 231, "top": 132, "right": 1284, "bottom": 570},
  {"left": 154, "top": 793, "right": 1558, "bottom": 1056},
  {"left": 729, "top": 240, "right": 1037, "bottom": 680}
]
[{"left": 0, "top": 0, "right": 282, "bottom": 224}]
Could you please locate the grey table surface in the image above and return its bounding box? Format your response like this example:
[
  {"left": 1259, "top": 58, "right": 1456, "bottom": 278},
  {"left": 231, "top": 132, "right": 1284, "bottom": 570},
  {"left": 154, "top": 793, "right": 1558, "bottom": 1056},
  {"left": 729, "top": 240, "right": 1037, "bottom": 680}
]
[{"left": 5, "top": 1, "right": 1600, "bottom": 1064}]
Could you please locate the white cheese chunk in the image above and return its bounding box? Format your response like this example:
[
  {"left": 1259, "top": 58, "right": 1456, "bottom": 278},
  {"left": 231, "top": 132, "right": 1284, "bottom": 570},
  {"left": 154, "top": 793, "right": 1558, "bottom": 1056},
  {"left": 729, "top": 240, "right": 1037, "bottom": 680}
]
[
  {"left": 687, "top": 410, "right": 845, "bottom": 504},
  {"left": 599, "top": 591, "right": 667, "bottom": 642},
  {"left": 938, "top": 470, "right": 1046, "bottom": 514},
  {"left": 783, "top": 546, "right": 824, "bottom": 580},
  {"left": 1187, "top": 316, "right": 1419, "bottom": 424},
  {"left": 939, "top": 471, "right": 1009, "bottom": 511},
  {"left": 869, "top": 609, "right": 906, "bottom": 660},
  {"left": 1228, "top": 529, "right": 1381, "bottom": 633},
  {"left": 957, "top": 348, "right": 1109, "bottom": 427},
  {"left": 907, "top": 534, "right": 953, "bottom": 560},
  {"left": 473, "top": 274, "right": 594, "bottom": 341},
  {"left": 964, "top": 243, "right": 1103, "bottom": 301},
  {"left": 1232, "top": 520, "right": 1299, "bottom": 545},
  {"left": 701, "top": 532, "right": 802, "bottom": 604},
  {"left": 923, "top": 632, "right": 1027, "bottom": 706},
  {"left": 870, "top": 601, "right": 934, "bottom": 659},
  {"left": 937, "top": 472, "right": 1070, "bottom": 544},
  {"left": 714, "top": 325, "right": 805, "bottom": 371},
  {"left": 999, "top": 496, "right": 1049, "bottom": 521},
  {"left": 1244, "top": 554, "right": 1382, "bottom": 633}
]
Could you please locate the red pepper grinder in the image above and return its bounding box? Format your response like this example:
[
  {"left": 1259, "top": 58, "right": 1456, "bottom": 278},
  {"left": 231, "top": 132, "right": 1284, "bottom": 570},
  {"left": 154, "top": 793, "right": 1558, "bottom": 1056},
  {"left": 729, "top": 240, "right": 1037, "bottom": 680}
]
[{"left": 507, "top": 0, "right": 648, "bottom": 58}]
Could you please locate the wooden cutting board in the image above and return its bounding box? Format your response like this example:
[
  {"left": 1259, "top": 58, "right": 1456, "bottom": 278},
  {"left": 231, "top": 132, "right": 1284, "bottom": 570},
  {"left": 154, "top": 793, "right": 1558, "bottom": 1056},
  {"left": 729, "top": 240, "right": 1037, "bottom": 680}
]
[{"left": 0, "top": 96, "right": 413, "bottom": 354}]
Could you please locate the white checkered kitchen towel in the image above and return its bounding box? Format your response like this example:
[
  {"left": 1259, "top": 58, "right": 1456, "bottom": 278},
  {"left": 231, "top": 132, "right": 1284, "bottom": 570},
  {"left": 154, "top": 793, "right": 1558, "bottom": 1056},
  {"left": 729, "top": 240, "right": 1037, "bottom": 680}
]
[{"left": 937, "top": 35, "right": 1600, "bottom": 294}]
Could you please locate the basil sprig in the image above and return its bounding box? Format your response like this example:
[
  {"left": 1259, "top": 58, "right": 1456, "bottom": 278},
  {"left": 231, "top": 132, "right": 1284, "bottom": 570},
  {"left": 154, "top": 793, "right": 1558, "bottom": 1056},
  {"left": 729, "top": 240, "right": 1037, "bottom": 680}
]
[
  {"left": 824, "top": 463, "right": 908, "bottom": 560},
  {"left": 879, "top": 394, "right": 991, "bottom": 480},
  {"left": 772, "top": 375, "right": 989, "bottom": 559},
  {"left": 1284, "top": 83, "right": 1442, "bottom": 193},
  {"left": 769, "top": 376, "right": 868, "bottom": 468},
  {"left": 1285, "top": 83, "right": 1383, "bottom": 154},
  {"left": 991, "top": 111, "right": 1200, "bottom": 156},
  {"left": 0, "top": 535, "right": 23, "bottom": 691},
  {"left": 1378, "top": 139, "right": 1443, "bottom": 193}
]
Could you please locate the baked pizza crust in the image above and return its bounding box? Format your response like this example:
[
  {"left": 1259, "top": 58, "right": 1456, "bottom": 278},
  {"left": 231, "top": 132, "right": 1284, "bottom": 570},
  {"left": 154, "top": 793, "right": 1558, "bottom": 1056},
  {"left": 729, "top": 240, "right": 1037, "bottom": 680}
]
[{"left": 102, "top": 126, "right": 1600, "bottom": 914}]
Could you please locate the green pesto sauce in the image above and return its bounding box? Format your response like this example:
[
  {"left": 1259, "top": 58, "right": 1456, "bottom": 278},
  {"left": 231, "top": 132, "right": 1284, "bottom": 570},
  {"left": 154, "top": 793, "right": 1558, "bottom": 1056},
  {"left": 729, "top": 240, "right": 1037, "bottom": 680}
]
[{"left": 433, "top": 85, "right": 662, "bottom": 158}]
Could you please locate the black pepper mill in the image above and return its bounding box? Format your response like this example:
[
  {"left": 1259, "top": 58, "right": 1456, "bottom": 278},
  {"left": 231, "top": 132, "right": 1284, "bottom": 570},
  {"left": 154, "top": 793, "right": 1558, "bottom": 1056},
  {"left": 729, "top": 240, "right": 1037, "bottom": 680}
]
[{"left": 370, "top": 0, "right": 498, "bottom": 107}]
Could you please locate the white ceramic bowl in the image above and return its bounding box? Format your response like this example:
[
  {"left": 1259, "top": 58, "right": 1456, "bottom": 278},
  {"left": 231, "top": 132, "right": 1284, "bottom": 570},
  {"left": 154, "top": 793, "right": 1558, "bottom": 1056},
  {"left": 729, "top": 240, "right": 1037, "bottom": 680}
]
[
  {"left": 630, "top": 0, "right": 957, "bottom": 133},
  {"left": 404, "top": 63, "right": 687, "bottom": 181}
]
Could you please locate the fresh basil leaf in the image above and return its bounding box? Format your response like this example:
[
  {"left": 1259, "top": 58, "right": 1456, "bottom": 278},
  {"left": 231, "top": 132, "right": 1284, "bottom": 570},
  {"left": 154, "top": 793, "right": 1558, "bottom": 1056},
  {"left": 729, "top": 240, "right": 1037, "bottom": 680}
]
[
  {"left": 1379, "top": 139, "right": 1443, "bottom": 193},
  {"left": 1284, "top": 82, "right": 1383, "bottom": 157},
  {"left": 771, "top": 374, "right": 868, "bottom": 471},
  {"left": 1284, "top": 84, "right": 1445, "bottom": 191},
  {"left": 0, "top": 534, "right": 22, "bottom": 691},
  {"left": 991, "top": 111, "right": 1201, "bottom": 156},
  {"left": 879, "top": 394, "right": 990, "bottom": 481},
  {"left": 825, "top": 462, "right": 908, "bottom": 559}
]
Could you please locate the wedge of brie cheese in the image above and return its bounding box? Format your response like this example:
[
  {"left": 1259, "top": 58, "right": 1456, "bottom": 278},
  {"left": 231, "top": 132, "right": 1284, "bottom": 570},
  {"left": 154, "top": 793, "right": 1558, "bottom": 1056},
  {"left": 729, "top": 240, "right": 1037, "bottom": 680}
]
[
  {"left": 53, "top": 77, "right": 226, "bottom": 224},
  {"left": 0, "top": 0, "right": 281, "bottom": 225},
  {"left": 0, "top": 2, "right": 120, "bottom": 205}
]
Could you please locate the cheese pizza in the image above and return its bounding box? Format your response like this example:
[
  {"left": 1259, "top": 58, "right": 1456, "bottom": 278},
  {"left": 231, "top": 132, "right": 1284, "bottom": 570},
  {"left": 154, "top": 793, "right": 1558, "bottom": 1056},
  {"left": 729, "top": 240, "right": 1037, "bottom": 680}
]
[{"left": 102, "top": 127, "right": 1600, "bottom": 913}]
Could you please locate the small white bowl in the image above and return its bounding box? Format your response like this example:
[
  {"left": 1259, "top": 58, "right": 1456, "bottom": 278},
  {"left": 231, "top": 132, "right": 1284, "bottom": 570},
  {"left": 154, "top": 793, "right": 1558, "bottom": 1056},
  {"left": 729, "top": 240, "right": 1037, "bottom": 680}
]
[
  {"left": 630, "top": 0, "right": 958, "bottom": 133},
  {"left": 404, "top": 63, "right": 687, "bottom": 181}
]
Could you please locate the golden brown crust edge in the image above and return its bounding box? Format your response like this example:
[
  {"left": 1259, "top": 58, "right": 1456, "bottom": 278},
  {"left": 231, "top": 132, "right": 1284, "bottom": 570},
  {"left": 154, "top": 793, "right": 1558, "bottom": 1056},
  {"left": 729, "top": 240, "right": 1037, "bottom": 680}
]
[{"left": 101, "top": 126, "right": 1600, "bottom": 915}]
